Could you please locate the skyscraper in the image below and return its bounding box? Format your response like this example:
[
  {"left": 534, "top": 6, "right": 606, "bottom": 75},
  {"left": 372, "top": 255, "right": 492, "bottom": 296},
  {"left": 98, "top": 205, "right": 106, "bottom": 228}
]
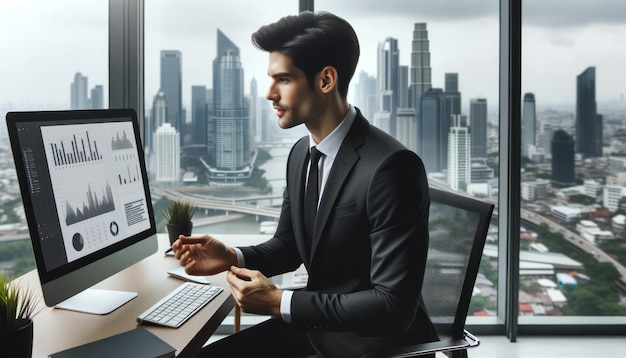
[
  {"left": 377, "top": 37, "right": 399, "bottom": 136},
  {"left": 409, "top": 23, "right": 431, "bottom": 115},
  {"left": 444, "top": 73, "right": 461, "bottom": 114},
  {"left": 448, "top": 114, "right": 471, "bottom": 191},
  {"left": 179, "top": 85, "right": 209, "bottom": 170},
  {"left": 470, "top": 98, "right": 488, "bottom": 159},
  {"left": 147, "top": 90, "right": 168, "bottom": 156},
  {"left": 354, "top": 70, "right": 377, "bottom": 120},
  {"left": 205, "top": 89, "right": 215, "bottom": 163},
  {"left": 396, "top": 108, "right": 418, "bottom": 153},
  {"left": 522, "top": 93, "right": 536, "bottom": 157},
  {"left": 154, "top": 123, "right": 180, "bottom": 183},
  {"left": 71, "top": 72, "right": 88, "bottom": 109},
  {"left": 576, "top": 66, "right": 602, "bottom": 157},
  {"left": 152, "top": 90, "right": 168, "bottom": 130},
  {"left": 373, "top": 111, "right": 392, "bottom": 135},
  {"left": 538, "top": 121, "right": 554, "bottom": 155},
  {"left": 191, "top": 85, "right": 208, "bottom": 147},
  {"left": 209, "top": 29, "right": 249, "bottom": 182},
  {"left": 442, "top": 73, "right": 461, "bottom": 171},
  {"left": 551, "top": 130, "right": 576, "bottom": 188},
  {"left": 397, "top": 65, "right": 410, "bottom": 109},
  {"left": 90, "top": 85, "right": 104, "bottom": 109},
  {"left": 419, "top": 88, "right": 445, "bottom": 172},
  {"left": 160, "top": 50, "right": 183, "bottom": 131},
  {"left": 377, "top": 38, "right": 399, "bottom": 111},
  {"left": 249, "top": 78, "right": 258, "bottom": 149}
]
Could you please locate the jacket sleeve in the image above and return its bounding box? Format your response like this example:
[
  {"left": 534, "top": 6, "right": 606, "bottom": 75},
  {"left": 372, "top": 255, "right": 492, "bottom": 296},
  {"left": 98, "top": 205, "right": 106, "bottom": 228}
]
[
  {"left": 238, "top": 185, "right": 303, "bottom": 277},
  {"left": 238, "top": 137, "right": 307, "bottom": 277}
]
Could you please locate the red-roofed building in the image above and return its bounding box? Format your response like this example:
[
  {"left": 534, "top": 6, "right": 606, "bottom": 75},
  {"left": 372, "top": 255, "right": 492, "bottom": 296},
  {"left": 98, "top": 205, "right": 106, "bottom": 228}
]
[{"left": 520, "top": 303, "right": 534, "bottom": 316}]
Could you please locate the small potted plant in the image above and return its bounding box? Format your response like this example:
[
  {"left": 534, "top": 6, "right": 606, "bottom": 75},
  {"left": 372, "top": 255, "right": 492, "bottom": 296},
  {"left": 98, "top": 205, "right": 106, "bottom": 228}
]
[
  {"left": 0, "top": 272, "right": 38, "bottom": 358},
  {"left": 162, "top": 199, "right": 196, "bottom": 246}
]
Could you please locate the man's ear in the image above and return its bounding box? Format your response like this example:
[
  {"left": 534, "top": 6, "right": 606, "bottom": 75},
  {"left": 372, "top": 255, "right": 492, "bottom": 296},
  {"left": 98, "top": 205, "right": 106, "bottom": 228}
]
[{"left": 318, "top": 66, "right": 338, "bottom": 94}]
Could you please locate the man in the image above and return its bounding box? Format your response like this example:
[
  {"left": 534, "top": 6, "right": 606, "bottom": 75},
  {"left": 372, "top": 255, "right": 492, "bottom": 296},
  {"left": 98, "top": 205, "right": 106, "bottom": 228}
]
[{"left": 173, "top": 11, "right": 435, "bottom": 357}]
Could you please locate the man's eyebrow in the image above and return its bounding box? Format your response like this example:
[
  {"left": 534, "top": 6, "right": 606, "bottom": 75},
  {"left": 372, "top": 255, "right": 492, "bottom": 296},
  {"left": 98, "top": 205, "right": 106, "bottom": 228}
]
[{"left": 269, "top": 72, "right": 294, "bottom": 78}]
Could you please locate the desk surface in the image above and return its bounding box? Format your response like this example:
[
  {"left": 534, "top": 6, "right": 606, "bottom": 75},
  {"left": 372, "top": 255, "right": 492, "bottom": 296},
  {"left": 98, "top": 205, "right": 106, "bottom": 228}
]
[{"left": 20, "top": 234, "right": 235, "bottom": 358}]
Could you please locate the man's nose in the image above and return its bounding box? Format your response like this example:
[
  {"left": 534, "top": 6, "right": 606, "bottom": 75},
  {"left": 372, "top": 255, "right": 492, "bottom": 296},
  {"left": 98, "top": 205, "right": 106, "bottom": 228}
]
[{"left": 266, "top": 84, "right": 278, "bottom": 101}]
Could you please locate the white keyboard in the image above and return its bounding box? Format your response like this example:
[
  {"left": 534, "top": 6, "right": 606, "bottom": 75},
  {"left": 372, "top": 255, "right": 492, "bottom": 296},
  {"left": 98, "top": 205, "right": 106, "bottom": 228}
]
[{"left": 137, "top": 282, "right": 223, "bottom": 328}]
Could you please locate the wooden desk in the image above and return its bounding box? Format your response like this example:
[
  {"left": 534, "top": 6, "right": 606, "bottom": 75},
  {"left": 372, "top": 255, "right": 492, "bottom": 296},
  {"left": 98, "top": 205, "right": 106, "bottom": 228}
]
[{"left": 19, "top": 234, "right": 235, "bottom": 358}]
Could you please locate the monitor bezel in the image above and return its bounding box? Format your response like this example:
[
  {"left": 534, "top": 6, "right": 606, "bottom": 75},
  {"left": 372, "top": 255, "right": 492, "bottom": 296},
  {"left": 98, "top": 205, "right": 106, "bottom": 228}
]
[{"left": 6, "top": 108, "right": 157, "bottom": 306}]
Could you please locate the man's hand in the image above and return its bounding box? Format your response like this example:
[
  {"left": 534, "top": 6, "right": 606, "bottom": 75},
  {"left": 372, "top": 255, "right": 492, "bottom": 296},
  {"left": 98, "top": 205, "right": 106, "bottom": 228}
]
[
  {"left": 227, "top": 266, "right": 283, "bottom": 317},
  {"left": 172, "top": 234, "right": 238, "bottom": 276}
]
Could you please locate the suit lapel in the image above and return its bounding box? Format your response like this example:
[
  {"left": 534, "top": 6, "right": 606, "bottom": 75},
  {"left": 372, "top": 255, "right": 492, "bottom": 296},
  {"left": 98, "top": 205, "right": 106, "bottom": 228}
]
[{"left": 310, "top": 114, "right": 369, "bottom": 262}]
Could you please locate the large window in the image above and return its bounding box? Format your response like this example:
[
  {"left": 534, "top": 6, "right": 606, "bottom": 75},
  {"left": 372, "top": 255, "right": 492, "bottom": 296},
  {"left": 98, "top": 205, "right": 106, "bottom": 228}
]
[
  {"left": 4, "top": 0, "right": 626, "bottom": 337},
  {"left": 317, "top": 0, "right": 501, "bottom": 319},
  {"left": 0, "top": 0, "right": 108, "bottom": 277},
  {"left": 519, "top": 0, "right": 626, "bottom": 323}
]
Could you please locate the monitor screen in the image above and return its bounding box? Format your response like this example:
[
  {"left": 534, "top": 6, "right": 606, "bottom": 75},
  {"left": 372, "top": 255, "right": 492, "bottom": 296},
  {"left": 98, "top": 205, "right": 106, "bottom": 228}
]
[{"left": 6, "top": 108, "right": 157, "bottom": 313}]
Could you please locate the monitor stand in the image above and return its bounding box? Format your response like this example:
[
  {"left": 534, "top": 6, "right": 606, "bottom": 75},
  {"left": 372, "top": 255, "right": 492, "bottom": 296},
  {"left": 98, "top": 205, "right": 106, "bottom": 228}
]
[{"left": 55, "top": 289, "right": 138, "bottom": 315}]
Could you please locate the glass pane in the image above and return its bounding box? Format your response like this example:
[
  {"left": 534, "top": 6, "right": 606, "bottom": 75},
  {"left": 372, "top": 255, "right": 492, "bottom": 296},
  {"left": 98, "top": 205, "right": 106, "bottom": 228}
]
[
  {"left": 315, "top": 0, "right": 500, "bottom": 318},
  {"left": 520, "top": 1, "right": 626, "bottom": 319},
  {"left": 144, "top": 0, "right": 299, "bottom": 236},
  {"left": 0, "top": 0, "right": 108, "bottom": 278}
]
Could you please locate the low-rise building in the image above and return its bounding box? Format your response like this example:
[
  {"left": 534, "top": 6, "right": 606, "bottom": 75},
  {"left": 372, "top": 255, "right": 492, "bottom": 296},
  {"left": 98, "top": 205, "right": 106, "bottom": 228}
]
[
  {"left": 576, "top": 219, "right": 615, "bottom": 244},
  {"left": 522, "top": 179, "right": 551, "bottom": 202}
]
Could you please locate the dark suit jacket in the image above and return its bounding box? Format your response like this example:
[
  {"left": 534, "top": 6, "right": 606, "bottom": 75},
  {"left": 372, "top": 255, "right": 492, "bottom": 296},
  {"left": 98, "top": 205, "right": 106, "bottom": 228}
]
[{"left": 239, "top": 109, "right": 435, "bottom": 357}]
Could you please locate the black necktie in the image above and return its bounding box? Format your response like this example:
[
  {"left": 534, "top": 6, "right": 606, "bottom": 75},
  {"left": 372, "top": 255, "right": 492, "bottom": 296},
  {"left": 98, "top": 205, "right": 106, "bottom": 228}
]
[{"left": 304, "top": 146, "right": 323, "bottom": 244}]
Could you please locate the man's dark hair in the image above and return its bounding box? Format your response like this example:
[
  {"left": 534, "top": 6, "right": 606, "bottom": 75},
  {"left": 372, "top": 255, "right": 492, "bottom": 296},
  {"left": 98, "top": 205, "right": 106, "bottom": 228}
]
[{"left": 252, "top": 11, "right": 360, "bottom": 98}]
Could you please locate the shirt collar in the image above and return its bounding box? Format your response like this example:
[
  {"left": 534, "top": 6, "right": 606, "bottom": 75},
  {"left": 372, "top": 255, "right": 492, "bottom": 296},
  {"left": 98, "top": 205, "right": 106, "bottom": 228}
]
[{"left": 309, "top": 105, "right": 357, "bottom": 160}]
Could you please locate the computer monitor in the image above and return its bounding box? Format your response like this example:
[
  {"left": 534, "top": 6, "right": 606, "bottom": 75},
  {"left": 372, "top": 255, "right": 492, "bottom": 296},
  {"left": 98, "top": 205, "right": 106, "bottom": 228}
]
[{"left": 6, "top": 108, "right": 157, "bottom": 314}]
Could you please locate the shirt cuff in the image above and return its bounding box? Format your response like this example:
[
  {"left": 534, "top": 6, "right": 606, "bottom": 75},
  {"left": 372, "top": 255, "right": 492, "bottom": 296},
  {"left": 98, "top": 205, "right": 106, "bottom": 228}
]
[
  {"left": 280, "top": 290, "right": 294, "bottom": 323},
  {"left": 234, "top": 247, "right": 245, "bottom": 267}
]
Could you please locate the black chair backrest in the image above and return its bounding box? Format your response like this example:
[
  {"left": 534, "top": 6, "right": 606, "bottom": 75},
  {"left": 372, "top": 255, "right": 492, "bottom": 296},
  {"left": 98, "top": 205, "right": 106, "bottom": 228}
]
[{"left": 422, "top": 188, "right": 494, "bottom": 339}]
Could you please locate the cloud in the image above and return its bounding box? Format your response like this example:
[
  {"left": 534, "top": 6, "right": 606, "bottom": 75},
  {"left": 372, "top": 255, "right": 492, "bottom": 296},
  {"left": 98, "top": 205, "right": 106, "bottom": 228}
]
[
  {"left": 523, "top": 0, "right": 626, "bottom": 28},
  {"left": 317, "top": 0, "right": 626, "bottom": 28},
  {"left": 316, "top": 0, "right": 496, "bottom": 22},
  {"left": 544, "top": 32, "right": 576, "bottom": 48}
]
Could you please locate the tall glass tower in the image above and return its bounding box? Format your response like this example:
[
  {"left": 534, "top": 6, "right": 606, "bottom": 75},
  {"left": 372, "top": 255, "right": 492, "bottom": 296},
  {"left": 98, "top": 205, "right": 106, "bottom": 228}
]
[
  {"left": 70, "top": 72, "right": 88, "bottom": 110},
  {"left": 409, "top": 23, "right": 431, "bottom": 116},
  {"left": 396, "top": 108, "right": 418, "bottom": 154},
  {"left": 147, "top": 90, "right": 167, "bottom": 156},
  {"left": 442, "top": 73, "right": 461, "bottom": 170},
  {"left": 419, "top": 88, "right": 445, "bottom": 172},
  {"left": 398, "top": 65, "right": 410, "bottom": 109},
  {"left": 191, "top": 85, "right": 208, "bottom": 147},
  {"left": 552, "top": 130, "right": 576, "bottom": 188},
  {"left": 160, "top": 50, "right": 183, "bottom": 131},
  {"left": 576, "top": 66, "right": 602, "bottom": 157},
  {"left": 448, "top": 114, "right": 471, "bottom": 191},
  {"left": 354, "top": 70, "right": 377, "bottom": 121},
  {"left": 377, "top": 37, "right": 399, "bottom": 136},
  {"left": 90, "top": 85, "right": 104, "bottom": 109},
  {"left": 522, "top": 92, "right": 536, "bottom": 157},
  {"left": 470, "top": 98, "right": 488, "bottom": 159},
  {"left": 210, "top": 29, "right": 249, "bottom": 181}
]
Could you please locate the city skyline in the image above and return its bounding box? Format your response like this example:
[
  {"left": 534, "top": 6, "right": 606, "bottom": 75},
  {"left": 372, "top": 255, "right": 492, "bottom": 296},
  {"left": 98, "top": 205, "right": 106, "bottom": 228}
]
[{"left": 1, "top": 0, "right": 626, "bottom": 112}]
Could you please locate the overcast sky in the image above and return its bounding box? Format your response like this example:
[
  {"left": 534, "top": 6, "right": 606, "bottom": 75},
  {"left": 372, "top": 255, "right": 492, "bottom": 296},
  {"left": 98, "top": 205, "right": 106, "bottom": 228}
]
[{"left": 1, "top": 0, "right": 625, "bottom": 113}]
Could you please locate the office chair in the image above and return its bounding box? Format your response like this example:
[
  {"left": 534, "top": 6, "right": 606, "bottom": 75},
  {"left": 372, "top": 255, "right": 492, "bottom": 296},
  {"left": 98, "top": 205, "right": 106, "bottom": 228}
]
[{"left": 365, "top": 188, "right": 494, "bottom": 358}]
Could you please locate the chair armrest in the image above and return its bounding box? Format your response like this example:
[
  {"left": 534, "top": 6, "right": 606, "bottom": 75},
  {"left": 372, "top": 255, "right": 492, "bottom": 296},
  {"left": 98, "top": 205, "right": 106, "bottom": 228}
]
[{"left": 364, "top": 330, "right": 480, "bottom": 358}]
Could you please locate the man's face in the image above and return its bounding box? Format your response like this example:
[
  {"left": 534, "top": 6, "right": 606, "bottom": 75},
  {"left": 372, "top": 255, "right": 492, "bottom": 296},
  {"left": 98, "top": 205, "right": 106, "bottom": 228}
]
[{"left": 265, "top": 51, "right": 324, "bottom": 129}]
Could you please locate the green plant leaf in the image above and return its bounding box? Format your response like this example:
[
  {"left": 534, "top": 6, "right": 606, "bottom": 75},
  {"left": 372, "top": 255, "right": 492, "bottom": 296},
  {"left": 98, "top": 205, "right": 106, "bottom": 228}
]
[
  {"left": 161, "top": 199, "right": 196, "bottom": 225},
  {"left": 0, "top": 273, "right": 38, "bottom": 331}
]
